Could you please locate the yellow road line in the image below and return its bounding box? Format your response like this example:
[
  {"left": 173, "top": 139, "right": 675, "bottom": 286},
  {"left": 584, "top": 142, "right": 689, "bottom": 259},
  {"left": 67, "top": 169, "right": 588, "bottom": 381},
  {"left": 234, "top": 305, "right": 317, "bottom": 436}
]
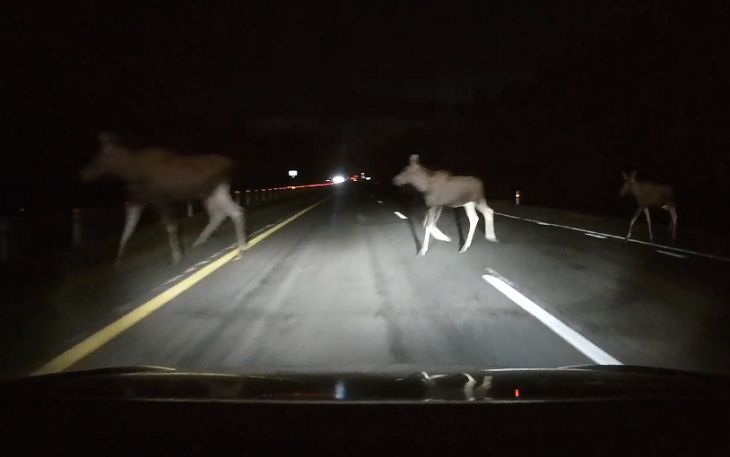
[{"left": 32, "top": 199, "right": 327, "bottom": 376}]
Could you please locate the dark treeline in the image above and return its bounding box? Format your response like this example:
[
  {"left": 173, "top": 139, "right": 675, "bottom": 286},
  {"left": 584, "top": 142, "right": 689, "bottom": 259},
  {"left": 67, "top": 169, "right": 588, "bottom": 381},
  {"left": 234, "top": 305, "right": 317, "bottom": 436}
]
[{"left": 4, "top": 2, "right": 727, "bottom": 232}]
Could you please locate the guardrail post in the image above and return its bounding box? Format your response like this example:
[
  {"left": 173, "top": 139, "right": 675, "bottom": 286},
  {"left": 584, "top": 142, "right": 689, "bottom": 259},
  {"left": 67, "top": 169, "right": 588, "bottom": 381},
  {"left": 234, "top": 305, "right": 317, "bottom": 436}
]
[
  {"left": 234, "top": 190, "right": 241, "bottom": 206},
  {"left": 245, "top": 190, "right": 251, "bottom": 206},
  {"left": 72, "top": 208, "right": 82, "bottom": 246},
  {"left": 515, "top": 190, "right": 521, "bottom": 205},
  {"left": 187, "top": 202, "right": 194, "bottom": 218}
]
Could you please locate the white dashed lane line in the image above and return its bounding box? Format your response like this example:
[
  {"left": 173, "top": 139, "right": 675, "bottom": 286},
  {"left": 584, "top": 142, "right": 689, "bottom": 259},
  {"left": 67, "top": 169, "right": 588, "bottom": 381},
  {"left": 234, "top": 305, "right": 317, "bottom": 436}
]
[
  {"left": 482, "top": 273, "right": 622, "bottom": 365},
  {"left": 495, "top": 211, "right": 729, "bottom": 263},
  {"left": 393, "top": 211, "right": 408, "bottom": 220},
  {"left": 656, "top": 250, "right": 687, "bottom": 259}
]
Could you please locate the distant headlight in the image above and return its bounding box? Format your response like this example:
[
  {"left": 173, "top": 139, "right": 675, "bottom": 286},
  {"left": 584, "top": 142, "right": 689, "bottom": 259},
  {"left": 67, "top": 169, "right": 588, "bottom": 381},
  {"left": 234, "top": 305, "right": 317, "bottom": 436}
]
[{"left": 332, "top": 175, "right": 346, "bottom": 184}]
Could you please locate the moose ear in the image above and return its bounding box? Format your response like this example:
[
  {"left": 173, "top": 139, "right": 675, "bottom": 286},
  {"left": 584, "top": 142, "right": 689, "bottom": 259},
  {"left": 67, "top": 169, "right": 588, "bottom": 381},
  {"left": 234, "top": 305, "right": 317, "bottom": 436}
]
[
  {"left": 621, "top": 171, "right": 628, "bottom": 180},
  {"left": 409, "top": 154, "right": 419, "bottom": 165}
]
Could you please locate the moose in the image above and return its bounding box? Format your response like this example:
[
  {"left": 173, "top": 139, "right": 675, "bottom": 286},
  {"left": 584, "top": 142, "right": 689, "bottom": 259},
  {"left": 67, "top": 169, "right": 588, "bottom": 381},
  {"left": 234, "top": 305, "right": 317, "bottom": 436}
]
[
  {"left": 80, "top": 132, "right": 246, "bottom": 264},
  {"left": 619, "top": 170, "right": 677, "bottom": 242},
  {"left": 393, "top": 154, "right": 497, "bottom": 255}
]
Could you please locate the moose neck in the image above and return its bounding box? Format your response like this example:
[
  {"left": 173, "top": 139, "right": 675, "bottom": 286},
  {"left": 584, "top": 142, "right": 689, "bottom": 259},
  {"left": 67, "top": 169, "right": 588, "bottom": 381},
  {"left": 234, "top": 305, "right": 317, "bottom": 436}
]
[
  {"left": 411, "top": 168, "right": 434, "bottom": 193},
  {"left": 108, "top": 148, "right": 143, "bottom": 182}
]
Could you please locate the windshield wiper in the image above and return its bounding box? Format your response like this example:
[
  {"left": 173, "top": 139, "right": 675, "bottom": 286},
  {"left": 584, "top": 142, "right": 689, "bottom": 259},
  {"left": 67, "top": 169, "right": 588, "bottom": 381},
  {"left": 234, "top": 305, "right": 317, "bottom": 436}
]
[{"left": 2, "top": 366, "right": 729, "bottom": 402}]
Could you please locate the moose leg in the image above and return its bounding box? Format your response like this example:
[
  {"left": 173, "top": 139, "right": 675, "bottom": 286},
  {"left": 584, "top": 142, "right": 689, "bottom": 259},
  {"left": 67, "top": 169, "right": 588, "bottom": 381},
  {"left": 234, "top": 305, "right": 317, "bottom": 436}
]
[
  {"left": 433, "top": 206, "right": 443, "bottom": 223},
  {"left": 459, "top": 202, "right": 479, "bottom": 253},
  {"left": 419, "top": 208, "right": 436, "bottom": 256},
  {"left": 193, "top": 187, "right": 226, "bottom": 247},
  {"left": 424, "top": 206, "right": 442, "bottom": 227},
  {"left": 626, "top": 206, "right": 644, "bottom": 241},
  {"left": 428, "top": 207, "right": 451, "bottom": 242},
  {"left": 666, "top": 205, "right": 678, "bottom": 241},
  {"left": 193, "top": 184, "right": 246, "bottom": 251},
  {"left": 643, "top": 208, "right": 653, "bottom": 241},
  {"left": 477, "top": 199, "right": 497, "bottom": 242},
  {"left": 419, "top": 227, "right": 432, "bottom": 256},
  {"left": 221, "top": 193, "right": 246, "bottom": 252},
  {"left": 430, "top": 224, "right": 451, "bottom": 242},
  {"left": 160, "top": 206, "right": 182, "bottom": 264},
  {"left": 115, "top": 203, "right": 143, "bottom": 265},
  {"left": 193, "top": 205, "right": 225, "bottom": 247}
]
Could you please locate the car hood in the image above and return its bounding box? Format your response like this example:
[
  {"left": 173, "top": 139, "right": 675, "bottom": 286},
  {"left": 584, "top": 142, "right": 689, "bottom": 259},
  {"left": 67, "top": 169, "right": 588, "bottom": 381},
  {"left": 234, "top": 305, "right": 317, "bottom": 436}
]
[{"left": 2, "top": 365, "right": 730, "bottom": 402}]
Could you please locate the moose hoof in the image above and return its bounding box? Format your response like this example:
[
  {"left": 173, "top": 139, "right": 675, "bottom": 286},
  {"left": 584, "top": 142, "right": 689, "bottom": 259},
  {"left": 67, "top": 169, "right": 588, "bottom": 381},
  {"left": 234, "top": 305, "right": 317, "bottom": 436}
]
[
  {"left": 418, "top": 249, "right": 427, "bottom": 256},
  {"left": 233, "top": 245, "right": 246, "bottom": 258},
  {"left": 459, "top": 247, "right": 469, "bottom": 254},
  {"left": 487, "top": 236, "right": 498, "bottom": 243}
]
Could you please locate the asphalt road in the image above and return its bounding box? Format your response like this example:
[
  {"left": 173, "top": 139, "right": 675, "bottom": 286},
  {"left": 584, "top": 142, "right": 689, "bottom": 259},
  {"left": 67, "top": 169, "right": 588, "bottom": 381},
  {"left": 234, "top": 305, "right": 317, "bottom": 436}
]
[{"left": 5, "top": 184, "right": 730, "bottom": 377}]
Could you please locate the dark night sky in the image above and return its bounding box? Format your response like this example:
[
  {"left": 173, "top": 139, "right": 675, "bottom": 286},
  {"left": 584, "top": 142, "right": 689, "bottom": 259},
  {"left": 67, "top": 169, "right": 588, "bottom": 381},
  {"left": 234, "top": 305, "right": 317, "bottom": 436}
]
[{"left": 3, "top": 1, "right": 729, "bottom": 227}]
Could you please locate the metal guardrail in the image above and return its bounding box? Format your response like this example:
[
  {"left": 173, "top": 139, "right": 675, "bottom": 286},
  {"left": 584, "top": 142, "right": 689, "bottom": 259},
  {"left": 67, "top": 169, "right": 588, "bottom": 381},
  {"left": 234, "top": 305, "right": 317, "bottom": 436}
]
[{"left": 0, "top": 183, "right": 333, "bottom": 261}]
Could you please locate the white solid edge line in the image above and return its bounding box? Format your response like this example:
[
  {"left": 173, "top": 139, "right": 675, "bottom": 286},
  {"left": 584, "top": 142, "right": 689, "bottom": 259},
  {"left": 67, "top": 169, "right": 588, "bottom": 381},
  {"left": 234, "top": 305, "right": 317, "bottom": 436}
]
[
  {"left": 494, "top": 211, "right": 730, "bottom": 263},
  {"left": 393, "top": 211, "right": 408, "bottom": 220},
  {"left": 656, "top": 250, "right": 686, "bottom": 258},
  {"left": 482, "top": 274, "right": 622, "bottom": 365},
  {"left": 584, "top": 233, "right": 607, "bottom": 239}
]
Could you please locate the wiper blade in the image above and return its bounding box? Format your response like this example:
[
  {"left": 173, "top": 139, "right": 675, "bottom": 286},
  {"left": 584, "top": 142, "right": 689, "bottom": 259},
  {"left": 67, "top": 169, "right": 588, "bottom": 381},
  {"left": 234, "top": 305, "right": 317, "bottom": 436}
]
[
  {"left": 2, "top": 367, "right": 729, "bottom": 402},
  {"left": 45, "top": 365, "right": 177, "bottom": 377},
  {"left": 560, "top": 364, "right": 724, "bottom": 378}
]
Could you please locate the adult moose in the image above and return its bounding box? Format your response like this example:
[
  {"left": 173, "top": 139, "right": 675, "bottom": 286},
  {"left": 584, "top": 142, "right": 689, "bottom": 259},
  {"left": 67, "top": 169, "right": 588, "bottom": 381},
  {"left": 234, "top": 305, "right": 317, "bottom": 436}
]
[
  {"left": 619, "top": 170, "right": 677, "bottom": 242},
  {"left": 393, "top": 154, "right": 497, "bottom": 255},
  {"left": 81, "top": 132, "right": 246, "bottom": 264}
]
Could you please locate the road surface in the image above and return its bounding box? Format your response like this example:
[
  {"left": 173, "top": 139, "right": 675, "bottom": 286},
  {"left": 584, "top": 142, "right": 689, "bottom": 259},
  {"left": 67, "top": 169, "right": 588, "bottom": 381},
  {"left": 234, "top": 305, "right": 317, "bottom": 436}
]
[{"left": 4, "top": 184, "right": 730, "bottom": 377}]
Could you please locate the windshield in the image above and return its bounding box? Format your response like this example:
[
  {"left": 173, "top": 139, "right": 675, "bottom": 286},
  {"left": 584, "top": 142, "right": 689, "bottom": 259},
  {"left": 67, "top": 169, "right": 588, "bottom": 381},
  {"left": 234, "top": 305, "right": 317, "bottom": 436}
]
[{"left": 3, "top": 2, "right": 729, "bottom": 382}]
